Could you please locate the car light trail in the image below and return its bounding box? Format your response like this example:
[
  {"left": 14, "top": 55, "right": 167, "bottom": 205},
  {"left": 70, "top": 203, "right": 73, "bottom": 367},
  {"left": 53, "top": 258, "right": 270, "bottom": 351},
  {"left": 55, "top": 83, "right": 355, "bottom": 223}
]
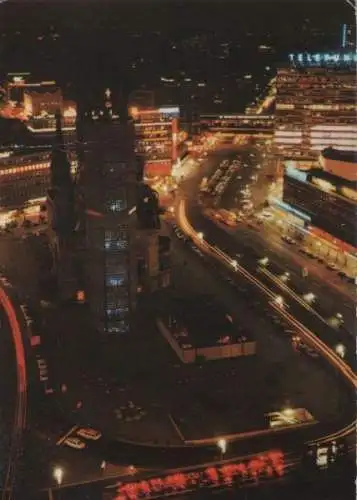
[
  {"left": 258, "top": 266, "right": 334, "bottom": 326},
  {"left": 0, "top": 285, "right": 27, "bottom": 500},
  {"left": 112, "top": 450, "right": 286, "bottom": 500},
  {"left": 177, "top": 197, "right": 356, "bottom": 445}
]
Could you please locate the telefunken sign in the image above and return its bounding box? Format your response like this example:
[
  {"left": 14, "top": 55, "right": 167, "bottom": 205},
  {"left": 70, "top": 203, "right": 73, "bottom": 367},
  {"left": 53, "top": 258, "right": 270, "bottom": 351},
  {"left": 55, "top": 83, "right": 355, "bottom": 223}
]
[{"left": 289, "top": 52, "right": 357, "bottom": 66}]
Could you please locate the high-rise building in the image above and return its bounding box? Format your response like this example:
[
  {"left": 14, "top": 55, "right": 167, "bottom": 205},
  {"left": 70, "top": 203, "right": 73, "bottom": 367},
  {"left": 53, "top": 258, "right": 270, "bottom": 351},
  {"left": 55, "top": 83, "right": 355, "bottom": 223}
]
[
  {"left": 46, "top": 111, "right": 79, "bottom": 300},
  {"left": 129, "top": 105, "right": 179, "bottom": 178},
  {"left": 274, "top": 51, "right": 357, "bottom": 165},
  {"left": 77, "top": 98, "right": 140, "bottom": 335}
]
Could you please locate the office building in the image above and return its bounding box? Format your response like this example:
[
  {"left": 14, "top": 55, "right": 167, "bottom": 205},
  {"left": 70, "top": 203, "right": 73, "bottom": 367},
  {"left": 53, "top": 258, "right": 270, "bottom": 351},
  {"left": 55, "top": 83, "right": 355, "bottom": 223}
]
[
  {"left": 5, "top": 73, "right": 57, "bottom": 103},
  {"left": 274, "top": 51, "right": 357, "bottom": 164},
  {"left": 129, "top": 105, "right": 179, "bottom": 177},
  {"left": 0, "top": 149, "right": 77, "bottom": 211},
  {"left": 26, "top": 102, "right": 77, "bottom": 133},
  {"left": 281, "top": 149, "right": 357, "bottom": 252},
  {"left": 77, "top": 96, "right": 141, "bottom": 334},
  {"left": 200, "top": 113, "right": 274, "bottom": 137},
  {"left": 24, "top": 86, "right": 63, "bottom": 118}
]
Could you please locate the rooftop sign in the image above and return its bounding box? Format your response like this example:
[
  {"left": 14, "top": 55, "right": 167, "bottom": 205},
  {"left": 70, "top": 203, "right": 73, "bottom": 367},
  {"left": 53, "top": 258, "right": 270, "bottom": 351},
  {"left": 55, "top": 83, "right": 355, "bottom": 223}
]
[{"left": 289, "top": 52, "right": 357, "bottom": 66}]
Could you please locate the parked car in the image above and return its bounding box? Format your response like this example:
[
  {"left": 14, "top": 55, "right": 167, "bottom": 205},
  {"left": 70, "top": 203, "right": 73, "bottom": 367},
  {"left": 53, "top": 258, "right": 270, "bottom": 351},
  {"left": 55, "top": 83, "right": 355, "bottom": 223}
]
[
  {"left": 77, "top": 428, "right": 102, "bottom": 441},
  {"left": 64, "top": 437, "right": 86, "bottom": 450},
  {"left": 36, "top": 358, "right": 47, "bottom": 370}
]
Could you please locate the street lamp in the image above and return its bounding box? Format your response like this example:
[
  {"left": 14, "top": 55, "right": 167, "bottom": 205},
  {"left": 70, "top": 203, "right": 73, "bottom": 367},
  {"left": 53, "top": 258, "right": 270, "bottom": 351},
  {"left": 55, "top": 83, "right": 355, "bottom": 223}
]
[
  {"left": 335, "top": 343, "right": 346, "bottom": 359},
  {"left": 279, "top": 271, "right": 290, "bottom": 282},
  {"left": 303, "top": 292, "right": 316, "bottom": 304},
  {"left": 274, "top": 295, "right": 285, "bottom": 308},
  {"left": 53, "top": 466, "right": 64, "bottom": 487},
  {"left": 217, "top": 438, "right": 227, "bottom": 460},
  {"left": 282, "top": 407, "right": 294, "bottom": 418}
]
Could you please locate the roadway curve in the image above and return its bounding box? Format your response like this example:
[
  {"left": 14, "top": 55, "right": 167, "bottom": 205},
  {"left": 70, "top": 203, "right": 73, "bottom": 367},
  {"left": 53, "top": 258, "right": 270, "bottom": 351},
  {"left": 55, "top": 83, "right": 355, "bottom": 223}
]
[
  {"left": 44, "top": 192, "right": 355, "bottom": 472},
  {"left": 175, "top": 194, "right": 356, "bottom": 448},
  {"left": 0, "top": 279, "right": 27, "bottom": 500}
]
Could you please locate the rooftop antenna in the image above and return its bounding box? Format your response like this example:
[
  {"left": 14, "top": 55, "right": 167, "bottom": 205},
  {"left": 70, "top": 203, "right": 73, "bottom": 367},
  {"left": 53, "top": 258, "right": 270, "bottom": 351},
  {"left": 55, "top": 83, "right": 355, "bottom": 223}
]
[
  {"left": 341, "top": 24, "right": 347, "bottom": 48},
  {"left": 343, "top": 1, "right": 357, "bottom": 49},
  {"left": 344, "top": 0, "right": 356, "bottom": 11}
]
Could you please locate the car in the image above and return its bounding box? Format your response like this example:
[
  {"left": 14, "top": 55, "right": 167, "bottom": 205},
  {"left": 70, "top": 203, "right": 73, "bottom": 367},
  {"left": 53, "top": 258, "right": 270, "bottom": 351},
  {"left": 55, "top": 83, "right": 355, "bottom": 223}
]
[
  {"left": 281, "top": 235, "right": 295, "bottom": 245},
  {"left": 36, "top": 359, "right": 47, "bottom": 370},
  {"left": 302, "top": 345, "right": 319, "bottom": 359},
  {"left": 284, "top": 329, "right": 295, "bottom": 337},
  {"left": 326, "top": 262, "right": 338, "bottom": 271},
  {"left": 175, "top": 229, "right": 184, "bottom": 239},
  {"left": 64, "top": 437, "right": 86, "bottom": 449},
  {"left": 77, "top": 428, "right": 102, "bottom": 441},
  {"left": 305, "top": 249, "right": 316, "bottom": 258},
  {"left": 191, "top": 245, "right": 203, "bottom": 256}
]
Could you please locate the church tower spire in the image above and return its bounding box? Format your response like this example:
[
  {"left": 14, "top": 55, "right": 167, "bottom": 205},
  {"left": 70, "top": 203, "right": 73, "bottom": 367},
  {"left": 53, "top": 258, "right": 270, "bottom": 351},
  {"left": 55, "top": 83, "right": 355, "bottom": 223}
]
[
  {"left": 50, "top": 108, "right": 72, "bottom": 188},
  {"left": 55, "top": 108, "right": 63, "bottom": 145}
]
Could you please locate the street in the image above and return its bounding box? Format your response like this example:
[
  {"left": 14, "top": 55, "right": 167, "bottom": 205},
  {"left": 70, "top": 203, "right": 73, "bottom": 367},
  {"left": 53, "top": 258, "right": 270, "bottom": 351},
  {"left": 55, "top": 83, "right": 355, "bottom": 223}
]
[
  {"left": 184, "top": 147, "right": 355, "bottom": 338},
  {"left": 0, "top": 147, "right": 354, "bottom": 497}
]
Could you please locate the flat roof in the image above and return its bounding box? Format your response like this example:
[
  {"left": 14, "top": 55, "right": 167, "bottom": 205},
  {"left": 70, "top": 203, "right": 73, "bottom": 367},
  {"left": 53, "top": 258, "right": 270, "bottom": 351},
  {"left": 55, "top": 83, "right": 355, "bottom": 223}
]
[
  {"left": 285, "top": 166, "right": 357, "bottom": 191},
  {"left": 169, "top": 295, "right": 254, "bottom": 348},
  {"left": 321, "top": 147, "right": 357, "bottom": 164}
]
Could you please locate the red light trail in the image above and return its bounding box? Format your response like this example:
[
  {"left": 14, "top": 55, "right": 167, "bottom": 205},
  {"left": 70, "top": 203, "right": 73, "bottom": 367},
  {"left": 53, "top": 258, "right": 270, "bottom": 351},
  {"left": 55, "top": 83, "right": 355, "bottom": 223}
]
[
  {"left": 0, "top": 286, "right": 27, "bottom": 500},
  {"left": 114, "top": 450, "right": 284, "bottom": 500}
]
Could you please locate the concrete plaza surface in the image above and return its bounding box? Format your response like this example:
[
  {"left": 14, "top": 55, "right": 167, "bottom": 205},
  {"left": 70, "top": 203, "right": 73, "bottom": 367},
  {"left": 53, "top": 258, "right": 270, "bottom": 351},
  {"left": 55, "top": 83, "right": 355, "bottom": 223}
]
[{"left": 48, "top": 221, "right": 352, "bottom": 448}]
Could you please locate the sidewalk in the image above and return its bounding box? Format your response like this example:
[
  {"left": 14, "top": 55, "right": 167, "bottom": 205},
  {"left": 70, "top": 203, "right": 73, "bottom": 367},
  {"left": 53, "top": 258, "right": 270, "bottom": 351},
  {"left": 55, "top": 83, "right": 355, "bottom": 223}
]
[{"left": 262, "top": 218, "right": 356, "bottom": 294}]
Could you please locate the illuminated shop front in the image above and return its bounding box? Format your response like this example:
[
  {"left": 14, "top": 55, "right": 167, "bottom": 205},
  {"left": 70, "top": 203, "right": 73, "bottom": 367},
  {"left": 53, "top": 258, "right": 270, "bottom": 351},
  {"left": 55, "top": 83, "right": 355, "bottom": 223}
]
[
  {"left": 0, "top": 151, "right": 77, "bottom": 210},
  {"left": 283, "top": 165, "right": 357, "bottom": 248}
]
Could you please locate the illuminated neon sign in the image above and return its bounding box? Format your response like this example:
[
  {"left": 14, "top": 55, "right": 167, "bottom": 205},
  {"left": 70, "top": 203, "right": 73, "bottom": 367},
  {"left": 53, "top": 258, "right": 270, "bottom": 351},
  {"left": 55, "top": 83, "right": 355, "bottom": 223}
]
[
  {"left": 112, "top": 450, "right": 285, "bottom": 500},
  {"left": 289, "top": 52, "right": 357, "bottom": 66}
]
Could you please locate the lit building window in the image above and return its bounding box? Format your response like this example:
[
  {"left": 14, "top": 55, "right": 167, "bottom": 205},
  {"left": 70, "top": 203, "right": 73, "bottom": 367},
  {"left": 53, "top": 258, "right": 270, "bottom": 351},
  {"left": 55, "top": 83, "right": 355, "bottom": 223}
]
[
  {"left": 105, "top": 187, "right": 127, "bottom": 213},
  {"left": 106, "top": 273, "right": 127, "bottom": 287},
  {"left": 104, "top": 230, "right": 129, "bottom": 251},
  {"left": 106, "top": 320, "right": 129, "bottom": 334}
]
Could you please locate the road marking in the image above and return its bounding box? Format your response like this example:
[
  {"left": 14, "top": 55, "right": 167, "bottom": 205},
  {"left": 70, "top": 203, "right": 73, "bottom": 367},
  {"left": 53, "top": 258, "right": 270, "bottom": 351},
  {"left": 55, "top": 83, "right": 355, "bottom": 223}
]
[
  {"left": 168, "top": 413, "right": 185, "bottom": 443},
  {"left": 56, "top": 425, "right": 79, "bottom": 446}
]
